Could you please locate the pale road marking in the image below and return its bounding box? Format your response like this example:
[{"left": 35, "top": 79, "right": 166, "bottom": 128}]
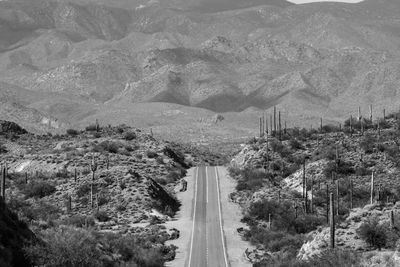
[
  {"left": 215, "top": 167, "right": 229, "bottom": 267},
  {"left": 206, "top": 166, "right": 209, "bottom": 203},
  {"left": 188, "top": 167, "right": 199, "bottom": 267}
]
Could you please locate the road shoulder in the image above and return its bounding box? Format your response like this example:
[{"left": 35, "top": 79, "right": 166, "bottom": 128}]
[
  {"left": 165, "top": 167, "right": 196, "bottom": 267},
  {"left": 217, "top": 166, "right": 254, "bottom": 267}
]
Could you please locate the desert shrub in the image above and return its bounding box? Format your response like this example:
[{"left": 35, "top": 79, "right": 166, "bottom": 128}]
[
  {"left": 22, "top": 200, "right": 60, "bottom": 222},
  {"left": 0, "top": 143, "right": 7, "bottom": 153},
  {"left": 59, "top": 215, "right": 95, "bottom": 228},
  {"left": 97, "top": 194, "right": 109, "bottom": 206},
  {"left": 293, "top": 215, "right": 325, "bottom": 234},
  {"left": 355, "top": 166, "right": 370, "bottom": 176},
  {"left": 313, "top": 145, "right": 336, "bottom": 161},
  {"left": 156, "top": 156, "right": 164, "bottom": 165},
  {"left": 124, "top": 132, "right": 137, "bottom": 141},
  {"left": 76, "top": 183, "right": 91, "bottom": 198},
  {"left": 146, "top": 150, "right": 158, "bottom": 158},
  {"left": 55, "top": 170, "right": 69, "bottom": 178},
  {"left": 66, "top": 129, "right": 79, "bottom": 136},
  {"left": 101, "top": 141, "right": 120, "bottom": 154},
  {"left": 85, "top": 124, "right": 97, "bottom": 131},
  {"left": 377, "top": 118, "right": 391, "bottom": 129},
  {"left": 93, "top": 132, "right": 101, "bottom": 138},
  {"left": 235, "top": 168, "right": 265, "bottom": 191},
  {"left": 25, "top": 226, "right": 103, "bottom": 267},
  {"left": 244, "top": 226, "right": 304, "bottom": 254},
  {"left": 116, "top": 204, "right": 127, "bottom": 212},
  {"left": 255, "top": 248, "right": 361, "bottom": 267},
  {"left": 323, "top": 160, "right": 354, "bottom": 178},
  {"left": 289, "top": 138, "right": 302, "bottom": 150},
  {"left": 94, "top": 211, "right": 110, "bottom": 222},
  {"left": 360, "top": 134, "right": 376, "bottom": 154},
  {"left": 321, "top": 124, "right": 340, "bottom": 133},
  {"left": 357, "top": 217, "right": 387, "bottom": 250},
  {"left": 119, "top": 149, "right": 131, "bottom": 156},
  {"left": 23, "top": 181, "right": 56, "bottom": 198},
  {"left": 165, "top": 171, "right": 181, "bottom": 184}
]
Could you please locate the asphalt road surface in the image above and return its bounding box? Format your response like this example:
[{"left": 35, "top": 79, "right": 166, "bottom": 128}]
[{"left": 187, "top": 166, "right": 229, "bottom": 267}]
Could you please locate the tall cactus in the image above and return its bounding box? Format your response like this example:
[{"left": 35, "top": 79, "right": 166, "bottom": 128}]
[
  {"left": 349, "top": 178, "right": 353, "bottom": 210},
  {"left": 66, "top": 194, "right": 72, "bottom": 214},
  {"left": 320, "top": 117, "right": 323, "bottom": 133},
  {"left": 369, "top": 104, "right": 373, "bottom": 122},
  {"left": 278, "top": 111, "right": 282, "bottom": 141},
  {"left": 1, "top": 165, "right": 6, "bottom": 205},
  {"left": 273, "top": 106, "right": 277, "bottom": 134},
  {"left": 336, "top": 179, "right": 339, "bottom": 216},
  {"left": 90, "top": 155, "right": 98, "bottom": 209},
  {"left": 370, "top": 171, "right": 375, "bottom": 205},
  {"left": 350, "top": 115, "right": 353, "bottom": 136},
  {"left": 326, "top": 184, "right": 329, "bottom": 224},
  {"left": 330, "top": 193, "right": 335, "bottom": 249}
]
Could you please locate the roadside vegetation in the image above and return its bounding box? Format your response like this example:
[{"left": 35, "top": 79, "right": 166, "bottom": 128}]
[{"left": 230, "top": 110, "right": 400, "bottom": 266}]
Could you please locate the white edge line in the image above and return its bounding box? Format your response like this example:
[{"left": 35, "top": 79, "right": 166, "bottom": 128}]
[
  {"left": 215, "top": 166, "right": 229, "bottom": 267},
  {"left": 188, "top": 167, "right": 199, "bottom": 267},
  {"left": 206, "top": 166, "right": 209, "bottom": 203}
]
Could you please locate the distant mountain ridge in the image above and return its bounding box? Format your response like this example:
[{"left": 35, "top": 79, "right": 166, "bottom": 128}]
[{"left": 1, "top": 0, "right": 400, "bottom": 137}]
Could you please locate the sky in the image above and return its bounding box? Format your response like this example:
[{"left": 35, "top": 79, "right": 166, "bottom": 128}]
[{"left": 289, "top": 0, "right": 363, "bottom": 3}]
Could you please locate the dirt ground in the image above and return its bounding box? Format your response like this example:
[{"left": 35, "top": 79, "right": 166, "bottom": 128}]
[{"left": 166, "top": 166, "right": 253, "bottom": 267}]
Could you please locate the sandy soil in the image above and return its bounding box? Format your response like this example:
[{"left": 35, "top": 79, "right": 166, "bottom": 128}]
[{"left": 166, "top": 166, "right": 253, "bottom": 267}]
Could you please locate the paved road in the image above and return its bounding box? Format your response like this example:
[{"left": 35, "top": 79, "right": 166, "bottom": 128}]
[{"left": 188, "top": 166, "right": 229, "bottom": 267}]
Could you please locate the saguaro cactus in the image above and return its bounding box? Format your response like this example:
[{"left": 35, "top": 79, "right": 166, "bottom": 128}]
[
  {"left": 274, "top": 106, "right": 277, "bottom": 134},
  {"left": 330, "top": 193, "right": 335, "bottom": 249},
  {"left": 336, "top": 179, "right": 339, "bottom": 216},
  {"left": 349, "top": 178, "right": 353, "bottom": 210},
  {"left": 369, "top": 104, "right": 373, "bottom": 122},
  {"left": 326, "top": 184, "right": 329, "bottom": 224},
  {"left": 259, "top": 117, "right": 262, "bottom": 138},
  {"left": 278, "top": 111, "right": 282, "bottom": 141},
  {"left": 1, "top": 165, "right": 6, "bottom": 203},
  {"left": 310, "top": 178, "right": 314, "bottom": 214},
  {"left": 95, "top": 119, "right": 100, "bottom": 132},
  {"left": 270, "top": 114, "right": 273, "bottom": 136},
  {"left": 66, "top": 195, "right": 72, "bottom": 213},
  {"left": 320, "top": 118, "right": 323, "bottom": 133},
  {"left": 90, "top": 155, "right": 98, "bottom": 209},
  {"left": 350, "top": 115, "right": 353, "bottom": 136},
  {"left": 370, "top": 171, "right": 375, "bottom": 205},
  {"left": 74, "top": 168, "right": 77, "bottom": 182},
  {"left": 391, "top": 210, "right": 395, "bottom": 229}
]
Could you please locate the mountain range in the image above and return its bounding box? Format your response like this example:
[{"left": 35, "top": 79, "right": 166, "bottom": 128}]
[{"left": 1, "top": 0, "right": 400, "bottom": 141}]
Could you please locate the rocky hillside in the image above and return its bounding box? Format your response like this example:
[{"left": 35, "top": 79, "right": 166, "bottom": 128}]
[
  {"left": 229, "top": 112, "right": 400, "bottom": 266},
  {"left": 0, "top": 120, "right": 224, "bottom": 266},
  {"left": 2, "top": 0, "right": 400, "bottom": 141}
]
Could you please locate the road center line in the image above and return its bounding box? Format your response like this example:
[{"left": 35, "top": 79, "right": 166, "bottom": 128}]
[
  {"left": 215, "top": 167, "right": 229, "bottom": 267},
  {"left": 206, "top": 166, "right": 209, "bottom": 204},
  {"left": 188, "top": 167, "right": 199, "bottom": 267}
]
